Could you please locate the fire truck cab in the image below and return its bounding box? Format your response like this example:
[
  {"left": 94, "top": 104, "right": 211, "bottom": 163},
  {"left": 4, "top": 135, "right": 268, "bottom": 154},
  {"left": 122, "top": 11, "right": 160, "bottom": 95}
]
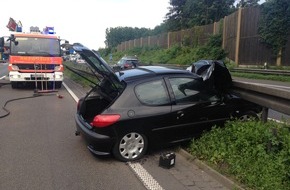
[{"left": 4, "top": 27, "right": 64, "bottom": 89}]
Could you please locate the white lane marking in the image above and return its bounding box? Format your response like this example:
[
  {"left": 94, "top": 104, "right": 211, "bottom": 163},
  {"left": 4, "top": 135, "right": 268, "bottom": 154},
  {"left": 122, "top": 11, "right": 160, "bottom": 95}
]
[
  {"left": 63, "top": 82, "right": 79, "bottom": 102},
  {"left": 63, "top": 82, "right": 164, "bottom": 190},
  {"left": 0, "top": 76, "right": 6, "bottom": 80},
  {"left": 128, "top": 162, "right": 164, "bottom": 190}
]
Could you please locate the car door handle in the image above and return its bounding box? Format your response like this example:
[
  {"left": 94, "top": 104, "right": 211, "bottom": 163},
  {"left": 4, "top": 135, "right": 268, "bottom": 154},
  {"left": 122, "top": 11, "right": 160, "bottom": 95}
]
[{"left": 177, "top": 111, "right": 184, "bottom": 119}]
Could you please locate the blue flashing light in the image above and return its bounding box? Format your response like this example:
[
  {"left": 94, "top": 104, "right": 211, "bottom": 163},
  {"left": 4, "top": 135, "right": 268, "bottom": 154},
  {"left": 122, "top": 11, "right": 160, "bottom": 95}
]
[
  {"left": 48, "top": 29, "right": 54, "bottom": 34},
  {"left": 44, "top": 26, "right": 55, "bottom": 34},
  {"left": 16, "top": 26, "right": 22, "bottom": 32}
]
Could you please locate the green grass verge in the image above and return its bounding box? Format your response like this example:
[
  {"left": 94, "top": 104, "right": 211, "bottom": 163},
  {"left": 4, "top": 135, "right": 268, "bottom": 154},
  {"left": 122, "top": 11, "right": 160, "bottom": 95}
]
[
  {"left": 63, "top": 61, "right": 95, "bottom": 88},
  {"left": 231, "top": 72, "right": 290, "bottom": 83},
  {"left": 188, "top": 120, "right": 290, "bottom": 190}
]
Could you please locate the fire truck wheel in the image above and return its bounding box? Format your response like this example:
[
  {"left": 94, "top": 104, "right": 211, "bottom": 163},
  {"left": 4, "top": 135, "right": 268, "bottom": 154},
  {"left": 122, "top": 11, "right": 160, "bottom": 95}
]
[
  {"left": 11, "top": 82, "right": 18, "bottom": 89},
  {"left": 55, "top": 82, "right": 62, "bottom": 89}
]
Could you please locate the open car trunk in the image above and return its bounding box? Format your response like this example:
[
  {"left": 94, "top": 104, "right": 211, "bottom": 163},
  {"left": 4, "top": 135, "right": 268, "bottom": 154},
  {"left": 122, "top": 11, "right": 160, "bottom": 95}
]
[{"left": 78, "top": 95, "right": 111, "bottom": 123}]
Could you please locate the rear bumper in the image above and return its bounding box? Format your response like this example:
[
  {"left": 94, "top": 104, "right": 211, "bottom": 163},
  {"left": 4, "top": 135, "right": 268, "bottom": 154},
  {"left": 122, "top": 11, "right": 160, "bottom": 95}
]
[
  {"left": 9, "top": 71, "right": 63, "bottom": 82},
  {"left": 75, "top": 114, "right": 115, "bottom": 156}
]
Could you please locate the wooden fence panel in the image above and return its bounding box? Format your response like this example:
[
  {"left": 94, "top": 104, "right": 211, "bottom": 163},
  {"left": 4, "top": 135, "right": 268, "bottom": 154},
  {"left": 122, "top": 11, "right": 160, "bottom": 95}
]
[
  {"left": 282, "top": 35, "right": 290, "bottom": 66},
  {"left": 168, "top": 31, "right": 181, "bottom": 47},
  {"left": 223, "top": 11, "right": 239, "bottom": 61},
  {"left": 239, "top": 7, "right": 275, "bottom": 65},
  {"left": 135, "top": 38, "right": 141, "bottom": 48},
  {"left": 158, "top": 33, "right": 168, "bottom": 48},
  {"left": 149, "top": 35, "right": 157, "bottom": 46},
  {"left": 199, "top": 24, "right": 214, "bottom": 45},
  {"left": 116, "top": 7, "right": 290, "bottom": 66}
]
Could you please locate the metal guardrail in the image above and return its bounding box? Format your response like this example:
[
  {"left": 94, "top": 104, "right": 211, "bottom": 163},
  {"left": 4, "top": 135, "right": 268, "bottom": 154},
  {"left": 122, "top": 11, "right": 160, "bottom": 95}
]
[
  {"left": 231, "top": 80, "right": 290, "bottom": 122},
  {"left": 230, "top": 68, "right": 290, "bottom": 76}
]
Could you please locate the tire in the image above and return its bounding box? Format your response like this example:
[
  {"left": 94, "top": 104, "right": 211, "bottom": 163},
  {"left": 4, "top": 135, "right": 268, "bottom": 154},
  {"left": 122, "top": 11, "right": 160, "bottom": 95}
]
[
  {"left": 11, "top": 82, "right": 18, "bottom": 89},
  {"left": 55, "top": 82, "right": 62, "bottom": 89},
  {"left": 113, "top": 132, "right": 148, "bottom": 162},
  {"left": 238, "top": 111, "right": 259, "bottom": 121}
]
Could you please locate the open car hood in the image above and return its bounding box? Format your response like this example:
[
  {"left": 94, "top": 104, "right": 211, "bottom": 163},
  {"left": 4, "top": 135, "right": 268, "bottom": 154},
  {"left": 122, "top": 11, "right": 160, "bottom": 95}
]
[{"left": 188, "top": 60, "right": 232, "bottom": 93}]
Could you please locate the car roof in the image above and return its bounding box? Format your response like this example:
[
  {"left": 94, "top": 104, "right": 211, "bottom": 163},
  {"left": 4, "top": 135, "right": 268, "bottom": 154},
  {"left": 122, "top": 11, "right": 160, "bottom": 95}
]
[
  {"left": 121, "top": 56, "right": 138, "bottom": 60},
  {"left": 115, "top": 66, "right": 201, "bottom": 82}
]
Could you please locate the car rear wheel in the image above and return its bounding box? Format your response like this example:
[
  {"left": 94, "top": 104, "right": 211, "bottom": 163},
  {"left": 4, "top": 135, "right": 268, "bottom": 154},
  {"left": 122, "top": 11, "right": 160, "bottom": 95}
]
[
  {"left": 113, "top": 132, "right": 148, "bottom": 162},
  {"left": 239, "top": 111, "right": 259, "bottom": 121}
]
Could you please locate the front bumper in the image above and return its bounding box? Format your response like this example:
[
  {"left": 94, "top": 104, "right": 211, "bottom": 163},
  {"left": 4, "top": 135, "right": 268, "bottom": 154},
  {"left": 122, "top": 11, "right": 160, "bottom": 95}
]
[
  {"left": 75, "top": 114, "right": 115, "bottom": 156},
  {"left": 9, "top": 71, "right": 63, "bottom": 82}
]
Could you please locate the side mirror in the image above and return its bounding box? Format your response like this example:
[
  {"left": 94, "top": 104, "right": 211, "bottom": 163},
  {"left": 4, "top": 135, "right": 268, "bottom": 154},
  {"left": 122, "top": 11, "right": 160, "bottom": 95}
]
[{"left": 8, "top": 34, "right": 18, "bottom": 46}]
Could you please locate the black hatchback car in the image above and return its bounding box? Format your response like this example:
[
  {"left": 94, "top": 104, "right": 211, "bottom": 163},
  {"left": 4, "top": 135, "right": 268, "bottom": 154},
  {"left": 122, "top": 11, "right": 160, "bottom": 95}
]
[{"left": 71, "top": 44, "right": 261, "bottom": 162}]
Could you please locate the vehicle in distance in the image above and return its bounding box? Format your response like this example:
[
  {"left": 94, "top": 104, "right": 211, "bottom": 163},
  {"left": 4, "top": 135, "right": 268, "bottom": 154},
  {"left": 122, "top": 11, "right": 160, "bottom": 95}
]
[
  {"left": 113, "top": 56, "right": 139, "bottom": 70},
  {"left": 70, "top": 44, "right": 262, "bottom": 162}
]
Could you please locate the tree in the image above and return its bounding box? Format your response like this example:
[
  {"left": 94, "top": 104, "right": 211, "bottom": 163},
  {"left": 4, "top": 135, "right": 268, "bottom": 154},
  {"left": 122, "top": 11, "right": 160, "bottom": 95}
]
[
  {"left": 236, "top": 0, "right": 259, "bottom": 8},
  {"left": 182, "top": 0, "right": 236, "bottom": 27},
  {"left": 258, "top": 0, "right": 290, "bottom": 65},
  {"left": 165, "top": 0, "right": 187, "bottom": 31}
]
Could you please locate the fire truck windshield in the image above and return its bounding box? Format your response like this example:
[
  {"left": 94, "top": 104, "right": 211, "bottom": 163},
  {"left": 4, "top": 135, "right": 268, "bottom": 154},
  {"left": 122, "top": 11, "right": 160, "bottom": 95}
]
[{"left": 10, "top": 37, "right": 60, "bottom": 56}]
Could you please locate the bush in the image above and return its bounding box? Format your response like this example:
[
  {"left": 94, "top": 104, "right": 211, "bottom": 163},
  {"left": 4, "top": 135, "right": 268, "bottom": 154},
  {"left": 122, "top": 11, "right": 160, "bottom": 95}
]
[
  {"left": 195, "top": 34, "right": 227, "bottom": 60},
  {"left": 188, "top": 120, "right": 290, "bottom": 190}
]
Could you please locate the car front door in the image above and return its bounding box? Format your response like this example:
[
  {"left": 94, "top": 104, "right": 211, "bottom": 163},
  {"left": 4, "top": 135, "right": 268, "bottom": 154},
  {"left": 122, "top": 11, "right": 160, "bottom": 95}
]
[{"left": 165, "top": 77, "right": 230, "bottom": 141}]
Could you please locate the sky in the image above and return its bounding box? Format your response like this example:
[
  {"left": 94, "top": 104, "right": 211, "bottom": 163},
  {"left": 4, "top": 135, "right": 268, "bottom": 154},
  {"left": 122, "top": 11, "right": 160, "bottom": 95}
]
[{"left": 0, "top": 0, "right": 170, "bottom": 50}]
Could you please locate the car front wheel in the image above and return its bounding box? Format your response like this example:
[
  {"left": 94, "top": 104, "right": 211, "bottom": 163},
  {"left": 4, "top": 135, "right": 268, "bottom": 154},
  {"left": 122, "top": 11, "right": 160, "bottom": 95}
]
[
  {"left": 239, "top": 111, "right": 259, "bottom": 121},
  {"left": 113, "top": 132, "right": 148, "bottom": 162}
]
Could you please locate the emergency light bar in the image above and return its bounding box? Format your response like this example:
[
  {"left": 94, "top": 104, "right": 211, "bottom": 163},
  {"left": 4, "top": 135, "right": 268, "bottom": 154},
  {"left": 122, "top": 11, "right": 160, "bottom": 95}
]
[{"left": 43, "top": 27, "right": 55, "bottom": 34}]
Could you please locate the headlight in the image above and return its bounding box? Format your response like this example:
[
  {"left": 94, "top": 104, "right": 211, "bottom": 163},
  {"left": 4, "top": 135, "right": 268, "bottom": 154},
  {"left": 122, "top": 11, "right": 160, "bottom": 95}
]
[
  {"left": 54, "top": 65, "right": 63, "bottom": 72},
  {"left": 8, "top": 64, "right": 19, "bottom": 71}
]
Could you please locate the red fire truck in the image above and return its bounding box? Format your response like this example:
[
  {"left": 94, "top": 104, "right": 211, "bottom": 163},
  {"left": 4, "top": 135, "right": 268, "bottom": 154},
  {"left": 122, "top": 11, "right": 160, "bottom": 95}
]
[{"left": 1, "top": 19, "right": 64, "bottom": 89}]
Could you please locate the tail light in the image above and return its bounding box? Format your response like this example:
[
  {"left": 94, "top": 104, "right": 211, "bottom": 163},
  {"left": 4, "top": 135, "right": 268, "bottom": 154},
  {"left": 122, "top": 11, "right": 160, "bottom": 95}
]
[
  {"left": 90, "top": 114, "right": 121, "bottom": 128},
  {"left": 124, "top": 63, "right": 131, "bottom": 68},
  {"left": 77, "top": 100, "right": 81, "bottom": 111}
]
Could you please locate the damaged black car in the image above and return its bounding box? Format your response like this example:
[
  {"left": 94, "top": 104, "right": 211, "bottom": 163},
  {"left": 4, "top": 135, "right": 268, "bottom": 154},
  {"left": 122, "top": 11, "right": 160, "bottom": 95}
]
[{"left": 69, "top": 45, "right": 262, "bottom": 162}]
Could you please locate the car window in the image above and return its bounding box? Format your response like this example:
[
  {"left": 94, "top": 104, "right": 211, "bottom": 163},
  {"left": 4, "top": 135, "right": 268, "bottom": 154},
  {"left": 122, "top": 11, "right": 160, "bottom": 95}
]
[
  {"left": 169, "top": 77, "right": 220, "bottom": 104},
  {"left": 117, "top": 59, "right": 125, "bottom": 65},
  {"left": 126, "top": 60, "right": 133, "bottom": 65},
  {"left": 135, "top": 79, "right": 170, "bottom": 106}
]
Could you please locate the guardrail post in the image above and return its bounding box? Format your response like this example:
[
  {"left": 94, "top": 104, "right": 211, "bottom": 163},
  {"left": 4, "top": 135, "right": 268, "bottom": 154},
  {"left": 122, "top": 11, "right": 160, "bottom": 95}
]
[{"left": 261, "top": 107, "right": 269, "bottom": 123}]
